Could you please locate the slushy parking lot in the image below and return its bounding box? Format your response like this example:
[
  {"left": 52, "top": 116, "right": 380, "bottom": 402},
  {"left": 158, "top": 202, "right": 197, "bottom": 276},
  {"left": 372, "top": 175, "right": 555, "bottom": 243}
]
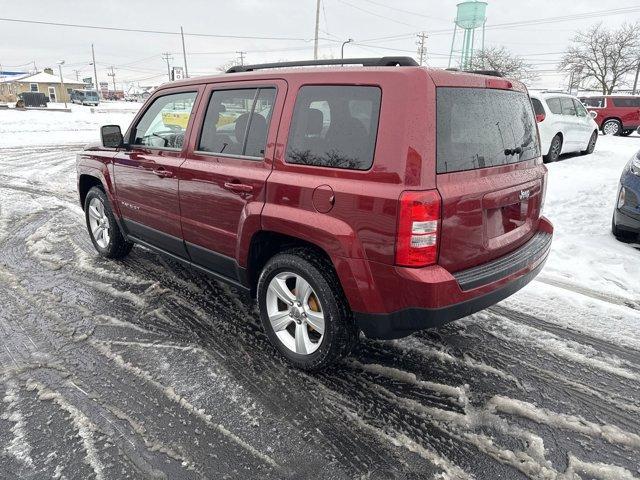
[{"left": 1, "top": 105, "right": 639, "bottom": 479}]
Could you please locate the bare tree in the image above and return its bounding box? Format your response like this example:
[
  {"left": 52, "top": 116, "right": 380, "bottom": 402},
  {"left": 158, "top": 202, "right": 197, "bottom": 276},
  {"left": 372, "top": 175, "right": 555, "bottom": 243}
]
[
  {"left": 560, "top": 22, "right": 640, "bottom": 94},
  {"left": 217, "top": 58, "right": 240, "bottom": 73},
  {"left": 469, "top": 46, "right": 538, "bottom": 83}
]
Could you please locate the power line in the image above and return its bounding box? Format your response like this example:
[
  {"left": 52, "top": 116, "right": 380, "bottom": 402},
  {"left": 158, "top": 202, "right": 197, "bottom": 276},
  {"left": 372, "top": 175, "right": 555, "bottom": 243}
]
[
  {"left": 359, "top": 0, "right": 448, "bottom": 22},
  {"left": 0, "top": 16, "right": 323, "bottom": 42},
  {"left": 337, "top": 0, "right": 424, "bottom": 29}
]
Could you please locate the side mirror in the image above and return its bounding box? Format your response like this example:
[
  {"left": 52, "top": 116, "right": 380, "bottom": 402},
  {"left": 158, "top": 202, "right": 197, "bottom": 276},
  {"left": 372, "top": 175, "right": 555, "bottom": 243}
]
[
  {"left": 101, "top": 125, "right": 124, "bottom": 148},
  {"left": 589, "top": 111, "right": 598, "bottom": 119}
]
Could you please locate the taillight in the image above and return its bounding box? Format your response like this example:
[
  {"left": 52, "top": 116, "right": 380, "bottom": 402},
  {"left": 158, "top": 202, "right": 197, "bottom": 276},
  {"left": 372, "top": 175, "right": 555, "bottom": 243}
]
[
  {"left": 395, "top": 190, "right": 441, "bottom": 267},
  {"left": 536, "top": 113, "right": 546, "bottom": 123}
]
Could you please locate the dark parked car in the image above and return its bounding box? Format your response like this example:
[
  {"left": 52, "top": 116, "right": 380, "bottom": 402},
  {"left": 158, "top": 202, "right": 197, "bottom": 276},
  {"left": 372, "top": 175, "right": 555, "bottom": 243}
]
[
  {"left": 76, "top": 57, "right": 553, "bottom": 370},
  {"left": 17, "top": 91, "right": 48, "bottom": 107},
  {"left": 613, "top": 149, "right": 640, "bottom": 242},
  {"left": 580, "top": 95, "right": 640, "bottom": 136}
]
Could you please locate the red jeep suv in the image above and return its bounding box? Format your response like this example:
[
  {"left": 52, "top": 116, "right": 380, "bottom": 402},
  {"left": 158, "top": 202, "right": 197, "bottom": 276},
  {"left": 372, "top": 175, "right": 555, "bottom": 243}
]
[
  {"left": 580, "top": 95, "right": 640, "bottom": 136},
  {"left": 77, "top": 57, "right": 553, "bottom": 370}
]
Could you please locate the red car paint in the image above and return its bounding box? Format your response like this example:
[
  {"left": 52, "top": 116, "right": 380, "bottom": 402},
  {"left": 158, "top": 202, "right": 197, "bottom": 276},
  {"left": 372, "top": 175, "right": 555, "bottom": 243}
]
[
  {"left": 581, "top": 95, "right": 640, "bottom": 132},
  {"left": 77, "top": 65, "right": 553, "bottom": 338}
]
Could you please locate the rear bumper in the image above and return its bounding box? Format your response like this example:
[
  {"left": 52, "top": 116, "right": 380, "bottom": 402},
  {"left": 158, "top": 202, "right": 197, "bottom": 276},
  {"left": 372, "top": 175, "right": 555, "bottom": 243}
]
[{"left": 351, "top": 217, "right": 553, "bottom": 339}]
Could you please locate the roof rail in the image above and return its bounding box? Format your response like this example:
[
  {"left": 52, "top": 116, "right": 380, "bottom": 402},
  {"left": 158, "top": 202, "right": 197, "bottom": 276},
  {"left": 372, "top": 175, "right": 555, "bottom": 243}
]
[{"left": 226, "top": 56, "right": 419, "bottom": 73}]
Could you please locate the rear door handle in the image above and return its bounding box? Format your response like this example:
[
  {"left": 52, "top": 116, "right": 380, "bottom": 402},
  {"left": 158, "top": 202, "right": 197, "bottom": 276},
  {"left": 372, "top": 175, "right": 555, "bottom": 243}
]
[
  {"left": 224, "top": 182, "right": 253, "bottom": 193},
  {"left": 153, "top": 168, "right": 173, "bottom": 178}
]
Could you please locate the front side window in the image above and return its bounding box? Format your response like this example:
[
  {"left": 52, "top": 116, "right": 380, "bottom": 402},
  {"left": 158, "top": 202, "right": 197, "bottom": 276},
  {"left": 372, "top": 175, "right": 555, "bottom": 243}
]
[
  {"left": 546, "top": 98, "right": 562, "bottom": 115},
  {"left": 573, "top": 99, "right": 588, "bottom": 117},
  {"left": 198, "top": 88, "right": 275, "bottom": 157},
  {"left": 286, "top": 86, "right": 381, "bottom": 171},
  {"left": 436, "top": 87, "right": 540, "bottom": 174},
  {"left": 560, "top": 97, "right": 576, "bottom": 116},
  {"left": 132, "top": 91, "right": 197, "bottom": 150},
  {"left": 582, "top": 97, "right": 604, "bottom": 108}
]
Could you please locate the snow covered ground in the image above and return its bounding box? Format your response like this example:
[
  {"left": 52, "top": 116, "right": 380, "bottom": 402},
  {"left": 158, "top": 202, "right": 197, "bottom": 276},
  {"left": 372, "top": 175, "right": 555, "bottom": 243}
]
[{"left": 0, "top": 106, "right": 639, "bottom": 479}]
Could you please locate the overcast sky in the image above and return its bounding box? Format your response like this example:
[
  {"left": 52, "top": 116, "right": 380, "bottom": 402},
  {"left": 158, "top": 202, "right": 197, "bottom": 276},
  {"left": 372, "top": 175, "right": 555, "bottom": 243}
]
[{"left": 1, "top": 0, "right": 639, "bottom": 90}]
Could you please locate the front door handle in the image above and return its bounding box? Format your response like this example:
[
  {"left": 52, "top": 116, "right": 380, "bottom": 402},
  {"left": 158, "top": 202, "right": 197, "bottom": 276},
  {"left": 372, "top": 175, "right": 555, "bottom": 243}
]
[
  {"left": 224, "top": 182, "right": 253, "bottom": 193},
  {"left": 153, "top": 168, "right": 173, "bottom": 178}
]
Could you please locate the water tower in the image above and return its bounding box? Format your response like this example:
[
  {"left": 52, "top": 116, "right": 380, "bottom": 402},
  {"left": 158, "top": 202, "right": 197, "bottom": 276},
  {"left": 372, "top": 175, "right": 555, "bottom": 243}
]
[{"left": 448, "top": 1, "right": 487, "bottom": 70}]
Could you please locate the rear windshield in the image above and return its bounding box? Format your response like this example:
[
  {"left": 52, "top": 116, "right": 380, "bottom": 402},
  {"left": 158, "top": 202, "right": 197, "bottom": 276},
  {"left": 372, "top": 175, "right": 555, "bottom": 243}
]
[{"left": 437, "top": 88, "right": 540, "bottom": 174}]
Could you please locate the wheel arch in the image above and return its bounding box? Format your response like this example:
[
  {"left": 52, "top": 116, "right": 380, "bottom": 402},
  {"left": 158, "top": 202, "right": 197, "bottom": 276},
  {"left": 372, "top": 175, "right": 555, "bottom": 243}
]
[
  {"left": 78, "top": 173, "right": 104, "bottom": 207},
  {"left": 244, "top": 230, "right": 369, "bottom": 312},
  {"left": 601, "top": 117, "right": 622, "bottom": 130}
]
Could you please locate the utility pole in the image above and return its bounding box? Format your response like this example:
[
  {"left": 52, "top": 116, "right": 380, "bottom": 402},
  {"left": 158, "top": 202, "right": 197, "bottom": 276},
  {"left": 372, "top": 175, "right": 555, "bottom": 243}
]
[
  {"left": 161, "top": 52, "right": 173, "bottom": 81},
  {"left": 107, "top": 66, "right": 116, "bottom": 96},
  {"left": 416, "top": 32, "right": 428, "bottom": 66},
  {"left": 313, "top": 0, "right": 321, "bottom": 60},
  {"left": 633, "top": 59, "right": 640, "bottom": 95},
  {"left": 180, "top": 26, "right": 189, "bottom": 78},
  {"left": 91, "top": 44, "right": 100, "bottom": 98},
  {"left": 57, "top": 60, "right": 67, "bottom": 108},
  {"left": 236, "top": 51, "right": 246, "bottom": 66}
]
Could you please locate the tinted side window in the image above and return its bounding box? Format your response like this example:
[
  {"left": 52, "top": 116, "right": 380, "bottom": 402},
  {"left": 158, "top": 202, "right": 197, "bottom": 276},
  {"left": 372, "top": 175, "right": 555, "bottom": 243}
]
[
  {"left": 133, "top": 91, "right": 197, "bottom": 149},
  {"left": 286, "top": 86, "right": 381, "bottom": 170},
  {"left": 612, "top": 97, "right": 640, "bottom": 108},
  {"left": 546, "top": 97, "right": 562, "bottom": 114},
  {"left": 531, "top": 98, "right": 545, "bottom": 116},
  {"left": 560, "top": 97, "right": 576, "bottom": 115}
]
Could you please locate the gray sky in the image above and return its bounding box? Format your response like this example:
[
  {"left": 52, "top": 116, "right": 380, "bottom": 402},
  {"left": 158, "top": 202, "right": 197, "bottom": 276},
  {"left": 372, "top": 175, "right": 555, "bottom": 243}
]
[{"left": 1, "top": 0, "right": 639, "bottom": 89}]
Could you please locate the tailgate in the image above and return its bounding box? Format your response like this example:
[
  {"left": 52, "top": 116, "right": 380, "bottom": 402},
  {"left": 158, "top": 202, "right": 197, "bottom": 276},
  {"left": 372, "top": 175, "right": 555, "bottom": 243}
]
[{"left": 434, "top": 85, "right": 545, "bottom": 272}]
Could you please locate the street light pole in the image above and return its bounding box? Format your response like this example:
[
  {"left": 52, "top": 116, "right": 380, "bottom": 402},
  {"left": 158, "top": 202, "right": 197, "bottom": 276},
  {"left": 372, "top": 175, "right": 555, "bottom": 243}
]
[
  {"left": 313, "top": 0, "right": 321, "bottom": 60},
  {"left": 341, "top": 38, "right": 354, "bottom": 61},
  {"left": 57, "top": 60, "right": 67, "bottom": 108},
  {"left": 633, "top": 59, "right": 640, "bottom": 95}
]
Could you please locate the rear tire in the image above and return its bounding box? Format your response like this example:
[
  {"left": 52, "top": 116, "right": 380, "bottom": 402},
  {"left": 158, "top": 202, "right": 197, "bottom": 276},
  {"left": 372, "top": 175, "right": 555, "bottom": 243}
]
[
  {"left": 544, "top": 134, "right": 562, "bottom": 163},
  {"left": 602, "top": 119, "right": 622, "bottom": 136},
  {"left": 84, "top": 187, "right": 133, "bottom": 259},
  {"left": 581, "top": 131, "right": 598, "bottom": 155},
  {"left": 257, "top": 248, "right": 358, "bottom": 371}
]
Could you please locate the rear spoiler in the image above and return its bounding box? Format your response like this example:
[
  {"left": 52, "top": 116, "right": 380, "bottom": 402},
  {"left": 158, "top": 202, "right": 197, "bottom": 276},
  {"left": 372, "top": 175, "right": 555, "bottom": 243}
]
[{"left": 446, "top": 68, "right": 504, "bottom": 78}]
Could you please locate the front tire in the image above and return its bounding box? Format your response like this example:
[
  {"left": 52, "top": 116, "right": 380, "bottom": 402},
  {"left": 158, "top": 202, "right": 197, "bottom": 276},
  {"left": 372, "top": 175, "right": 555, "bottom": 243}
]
[
  {"left": 602, "top": 119, "right": 622, "bottom": 136},
  {"left": 257, "top": 249, "right": 357, "bottom": 371},
  {"left": 544, "top": 134, "right": 562, "bottom": 163},
  {"left": 581, "top": 131, "right": 598, "bottom": 155},
  {"left": 620, "top": 129, "right": 634, "bottom": 137},
  {"left": 84, "top": 187, "right": 133, "bottom": 259}
]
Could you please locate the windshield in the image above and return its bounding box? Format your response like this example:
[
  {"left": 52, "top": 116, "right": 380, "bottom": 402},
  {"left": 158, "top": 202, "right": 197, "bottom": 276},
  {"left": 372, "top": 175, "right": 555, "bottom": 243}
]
[
  {"left": 436, "top": 87, "right": 540, "bottom": 174},
  {"left": 86, "top": 91, "right": 98, "bottom": 99}
]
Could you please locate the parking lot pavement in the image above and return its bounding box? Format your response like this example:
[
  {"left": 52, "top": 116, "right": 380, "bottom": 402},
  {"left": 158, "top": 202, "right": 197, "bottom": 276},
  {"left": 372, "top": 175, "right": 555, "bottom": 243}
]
[{"left": 1, "top": 138, "right": 640, "bottom": 479}]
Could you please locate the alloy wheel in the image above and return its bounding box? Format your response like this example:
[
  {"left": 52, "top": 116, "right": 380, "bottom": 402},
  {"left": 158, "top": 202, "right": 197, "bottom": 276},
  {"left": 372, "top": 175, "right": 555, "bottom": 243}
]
[
  {"left": 88, "top": 197, "right": 111, "bottom": 249},
  {"left": 265, "top": 272, "right": 325, "bottom": 355},
  {"left": 603, "top": 121, "right": 620, "bottom": 135}
]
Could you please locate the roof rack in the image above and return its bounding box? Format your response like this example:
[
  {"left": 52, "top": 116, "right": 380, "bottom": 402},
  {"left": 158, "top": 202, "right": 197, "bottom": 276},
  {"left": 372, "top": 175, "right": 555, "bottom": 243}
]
[{"left": 226, "top": 56, "right": 419, "bottom": 73}]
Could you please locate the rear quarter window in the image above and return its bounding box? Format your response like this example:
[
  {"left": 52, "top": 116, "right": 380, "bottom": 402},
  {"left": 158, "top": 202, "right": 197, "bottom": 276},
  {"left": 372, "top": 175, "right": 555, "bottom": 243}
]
[
  {"left": 531, "top": 98, "right": 545, "bottom": 116},
  {"left": 286, "top": 85, "right": 381, "bottom": 170},
  {"left": 436, "top": 88, "right": 540, "bottom": 174},
  {"left": 612, "top": 97, "right": 640, "bottom": 108}
]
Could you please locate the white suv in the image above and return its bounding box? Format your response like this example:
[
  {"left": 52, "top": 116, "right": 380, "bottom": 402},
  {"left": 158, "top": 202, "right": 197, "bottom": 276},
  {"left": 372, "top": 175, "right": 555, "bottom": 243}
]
[{"left": 530, "top": 92, "right": 599, "bottom": 163}]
